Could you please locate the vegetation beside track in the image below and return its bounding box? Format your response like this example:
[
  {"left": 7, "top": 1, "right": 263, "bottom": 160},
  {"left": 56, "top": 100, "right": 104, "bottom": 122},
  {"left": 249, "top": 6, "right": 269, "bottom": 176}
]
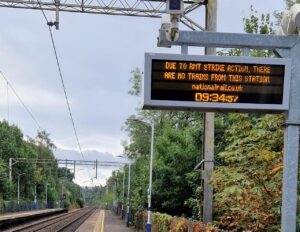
[
  {"left": 0, "top": 122, "right": 84, "bottom": 212},
  {"left": 100, "top": 2, "right": 300, "bottom": 231}
]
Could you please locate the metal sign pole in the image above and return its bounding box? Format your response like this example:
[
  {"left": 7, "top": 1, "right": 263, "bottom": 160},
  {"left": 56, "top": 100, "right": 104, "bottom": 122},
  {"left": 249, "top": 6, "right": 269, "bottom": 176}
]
[
  {"left": 281, "top": 42, "right": 300, "bottom": 232},
  {"left": 202, "top": 0, "right": 217, "bottom": 223},
  {"left": 157, "top": 29, "right": 300, "bottom": 231}
]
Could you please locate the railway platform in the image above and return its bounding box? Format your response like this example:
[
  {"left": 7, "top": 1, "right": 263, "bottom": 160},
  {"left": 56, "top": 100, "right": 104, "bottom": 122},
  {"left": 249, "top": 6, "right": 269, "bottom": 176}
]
[
  {"left": 76, "top": 209, "right": 134, "bottom": 232},
  {"left": 0, "top": 208, "right": 135, "bottom": 231},
  {"left": 103, "top": 210, "right": 134, "bottom": 232},
  {"left": 0, "top": 208, "right": 67, "bottom": 228}
]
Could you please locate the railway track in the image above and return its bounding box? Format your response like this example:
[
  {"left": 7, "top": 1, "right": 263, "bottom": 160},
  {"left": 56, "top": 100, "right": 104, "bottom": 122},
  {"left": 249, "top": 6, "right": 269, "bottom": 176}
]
[{"left": 11, "top": 207, "right": 96, "bottom": 232}]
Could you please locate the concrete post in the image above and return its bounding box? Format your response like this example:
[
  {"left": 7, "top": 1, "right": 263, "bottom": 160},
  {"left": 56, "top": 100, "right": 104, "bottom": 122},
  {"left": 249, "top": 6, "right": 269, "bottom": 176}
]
[
  {"left": 9, "top": 158, "right": 12, "bottom": 182},
  {"left": 202, "top": 0, "right": 217, "bottom": 224}
]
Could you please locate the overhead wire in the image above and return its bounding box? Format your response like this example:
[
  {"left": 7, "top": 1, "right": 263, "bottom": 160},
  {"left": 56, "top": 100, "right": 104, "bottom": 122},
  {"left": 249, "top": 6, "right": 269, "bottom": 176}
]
[
  {"left": 36, "top": 0, "right": 86, "bottom": 162},
  {"left": 0, "top": 71, "right": 42, "bottom": 130}
]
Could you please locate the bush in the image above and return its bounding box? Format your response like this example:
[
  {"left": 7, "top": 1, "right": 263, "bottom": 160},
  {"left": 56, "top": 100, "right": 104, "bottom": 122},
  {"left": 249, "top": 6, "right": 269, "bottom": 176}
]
[
  {"left": 169, "top": 217, "right": 188, "bottom": 232},
  {"left": 134, "top": 210, "right": 220, "bottom": 232},
  {"left": 193, "top": 222, "right": 207, "bottom": 232},
  {"left": 152, "top": 212, "right": 171, "bottom": 232},
  {"left": 76, "top": 198, "right": 84, "bottom": 208},
  {"left": 63, "top": 198, "right": 71, "bottom": 209},
  {"left": 135, "top": 211, "right": 147, "bottom": 232}
]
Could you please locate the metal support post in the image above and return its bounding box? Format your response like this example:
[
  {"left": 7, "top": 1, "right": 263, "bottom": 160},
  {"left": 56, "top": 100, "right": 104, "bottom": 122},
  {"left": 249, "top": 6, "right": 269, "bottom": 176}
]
[
  {"left": 82, "top": 188, "right": 86, "bottom": 204},
  {"left": 202, "top": 0, "right": 217, "bottom": 224},
  {"left": 146, "top": 123, "right": 154, "bottom": 232},
  {"left": 61, "top": 181, "right": 64, "bottom": 207},
  {"left": 55, "top": 0, "right": 60, "bottom": 30},
  {"left": 17, "top": 173, "right": 26, "bottom": 205},
  {"left": 122, "top": 167, "right": 125, "bottom": 220},
  {"left": 73, "top": 160, "right": 76, "bottom": 178},
  {"left": 9, "top": 158, "right": 12, "bottom": 182},
  {"left": 113, "top": 179, "right": 116, "bottom": 212},
  {"left": 157, "top": 7, "right": 300, "bottom": 230},
  {"left": 34, "top": 183, "right": 37, "bottom": 204},
  {"left": 126, "top": 163, "right": 131, "bottom": 227},
  {"left": 45, "top": 183, "right": 49, "bottom": 208},
  {"left": 281, "top": 42, "right": 300, "bottom": 232},
  {"left": 181, "top": 45, "right": 188, "bottom": 54},
  {"left": 96, "top": 160, "right": 98, "bottom": 179},
  {"left": 17, "top": 176, "right": 20, "bottom": 205}
]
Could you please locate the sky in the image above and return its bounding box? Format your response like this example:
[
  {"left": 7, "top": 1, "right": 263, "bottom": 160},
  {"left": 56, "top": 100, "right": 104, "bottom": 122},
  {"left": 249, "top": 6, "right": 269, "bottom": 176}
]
[{"left": 0, "top": 0, "right": 286, "bottom": 186}]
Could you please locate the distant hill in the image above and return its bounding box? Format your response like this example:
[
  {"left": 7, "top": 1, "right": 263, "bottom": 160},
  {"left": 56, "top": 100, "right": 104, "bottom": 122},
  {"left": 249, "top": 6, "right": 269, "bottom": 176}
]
[
  {"left": 54, "top": 148, "right": 126, "bottom": 186},
  {"left": 54, "top": 148, "right": 120, "bottom": 162}
]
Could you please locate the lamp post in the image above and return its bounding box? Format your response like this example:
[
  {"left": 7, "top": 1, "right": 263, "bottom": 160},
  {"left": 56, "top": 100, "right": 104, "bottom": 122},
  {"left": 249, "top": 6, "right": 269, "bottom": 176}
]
[
  {"left": 113, "top": 177, "right": 117, "bottom": 212},
  {"left": 121, "top": 167, "right": 125, "bottom": 220},
  {"left": 126, "top": 162, "right": 131, "bottom": 227},
  {"left": 45, "top": 183, "right": 50, "bottom": 208},
  {"left": 34, "top": 183, "right": 37, "bottom": 209},
  {"left": 116, "top": 155, "right": 132, "bottom": 227},
  {"left": 17, "top": 173, "right": 26, "bottom": 205},
  {"left": 129, "top": 118, "right": 154, "bottom": 232}
]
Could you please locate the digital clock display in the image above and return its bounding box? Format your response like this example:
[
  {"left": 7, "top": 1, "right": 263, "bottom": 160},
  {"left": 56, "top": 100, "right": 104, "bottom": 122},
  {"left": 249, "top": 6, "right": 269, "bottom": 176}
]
[
  {"left": 195, "top": 93, "right": 239, "bottom": 103},
  {"left": 143, "top": 53, "right": 291, "bottom": 112}
]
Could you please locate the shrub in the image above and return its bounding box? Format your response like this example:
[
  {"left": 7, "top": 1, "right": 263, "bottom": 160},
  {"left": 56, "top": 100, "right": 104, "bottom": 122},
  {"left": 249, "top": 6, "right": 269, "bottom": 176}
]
[
  {"left": 134, "top": 210, "right": 220, "bottom": 232},
  {"left": 152, "top": 212, "right": 171, "bottom": 232},
  {"left": 193, "top": 222, "right": 207, "bottom": 232},
  {"left": 135, "top": 211, "right": 147, "bottom": 232},
  {"left": 76, "top": 198, "right": 84, "bottom": 208},
  {"left": 170, "top": 217, "right": 188, "bottom": 232}
]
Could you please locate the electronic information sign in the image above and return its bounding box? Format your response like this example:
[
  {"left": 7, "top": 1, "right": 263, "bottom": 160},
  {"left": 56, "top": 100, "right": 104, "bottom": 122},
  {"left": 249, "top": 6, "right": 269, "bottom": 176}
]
[{"left": 143, "top": 53, "right": 291, "bottom": 112}]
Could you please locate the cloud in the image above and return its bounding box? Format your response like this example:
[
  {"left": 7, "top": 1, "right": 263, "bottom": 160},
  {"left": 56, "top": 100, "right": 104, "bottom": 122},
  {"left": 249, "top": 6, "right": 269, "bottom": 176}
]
[{"left": 55, "top": 148, "right": 125, "bottom": 186}]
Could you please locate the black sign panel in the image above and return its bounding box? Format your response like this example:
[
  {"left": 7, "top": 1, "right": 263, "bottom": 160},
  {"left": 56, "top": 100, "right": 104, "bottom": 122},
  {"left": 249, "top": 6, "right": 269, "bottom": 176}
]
[
  {"left": 143, "top": 53, "right": 291, "bottom": 112},
  {"left": 151, "top": 59, "right": 285, "bottom": 105}
]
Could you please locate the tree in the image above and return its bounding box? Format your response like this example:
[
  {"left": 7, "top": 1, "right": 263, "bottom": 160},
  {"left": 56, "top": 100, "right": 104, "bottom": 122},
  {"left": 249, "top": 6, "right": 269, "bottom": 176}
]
[
  {"left": 210, "top": 6, "right": 288, "bottom": 231},
  {"left": 123, "top": 71, "right": 207, "bottom": 217},
  {"left": 211, "top": 114, "right": 283, "bottom": 231}
]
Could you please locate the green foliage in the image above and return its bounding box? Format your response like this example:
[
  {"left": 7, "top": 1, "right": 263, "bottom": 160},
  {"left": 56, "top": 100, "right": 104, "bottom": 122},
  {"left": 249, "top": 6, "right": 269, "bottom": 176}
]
[
  {"left": 121, "top": 4, "right": 294, "bottom": 231},
  {"left": 219, "top": 5, "right": 276, "bottom": 59},
  {"left": 285, "top": 0, "right": 300, "bottom": 8},
  {"left": 209, "top": 6, "right": 287, "bottom": 231},
  {"left": 58, "top": 167, "right": 74, "bottom": 181},
  {"left": 122, "top": 70, "right": 224, "bottom": 220},
  {"left": 153, "top": 113, "right": 200, "bottom": 215},
  {"left": 76, "top": 198, "right": 84, "bottom": 208},
  {"left": 152, "top": 212, "right": 172, "bottom": 232},
  {"left": 211, "top": 114, "right": 283, "bottom": 231},
  {"left": 128, "top": 68, "right": 143, "bottom": 97},
  {"left": 184, "top": 171, "right": 202, "bottom": 219},
  {"left": 0, "top": 121, "right": 83, "bottom": 210},
  {"left": 169, "top": 217, "right": 188, "bottom": 232},
  {"left": 243, "top": 6, "right": 275, "bottom": 35},
  {"left": 152, "top": 212, "right": 221, "bottom": 232},
  {"left": 0, "top": 159, "right": 12, "bottom": 199}
]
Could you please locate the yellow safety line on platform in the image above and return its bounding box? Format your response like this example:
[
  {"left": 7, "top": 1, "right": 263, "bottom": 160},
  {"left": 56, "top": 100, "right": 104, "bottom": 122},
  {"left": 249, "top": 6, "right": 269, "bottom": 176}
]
[
  {"left": 94, "top": 209, "right": 105, "bottom": 232},
  {"left": 101, "top": 210, "right": 105, "bottom": 232}
]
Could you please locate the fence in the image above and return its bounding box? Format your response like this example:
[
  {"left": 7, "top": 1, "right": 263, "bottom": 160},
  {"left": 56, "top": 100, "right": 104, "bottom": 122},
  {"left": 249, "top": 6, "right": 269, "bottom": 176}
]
[{"left": 0, "top": 200, "right": 64, "bottom": 214}]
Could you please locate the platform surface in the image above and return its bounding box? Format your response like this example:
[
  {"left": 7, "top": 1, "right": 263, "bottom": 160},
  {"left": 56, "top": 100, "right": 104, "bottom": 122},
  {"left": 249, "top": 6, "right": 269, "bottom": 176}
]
[
  {"left": 76, "top": 209, "right": 134, "bottom": 232},
  {"left": 0, "top": 208, "right": 65, "bottom": 221}
]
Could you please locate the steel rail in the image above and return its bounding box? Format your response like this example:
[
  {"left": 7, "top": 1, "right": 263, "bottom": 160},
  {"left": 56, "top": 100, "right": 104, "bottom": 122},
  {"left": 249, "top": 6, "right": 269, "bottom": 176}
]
[
  {"left": 12, "top": 209, "right": 79, "bottom": 232},
  {"left": 56, "top": 207, "right": 96, "bottom": 232},
  {"left": 12, "top": 207, "right": 96, "bottom": 232}
]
